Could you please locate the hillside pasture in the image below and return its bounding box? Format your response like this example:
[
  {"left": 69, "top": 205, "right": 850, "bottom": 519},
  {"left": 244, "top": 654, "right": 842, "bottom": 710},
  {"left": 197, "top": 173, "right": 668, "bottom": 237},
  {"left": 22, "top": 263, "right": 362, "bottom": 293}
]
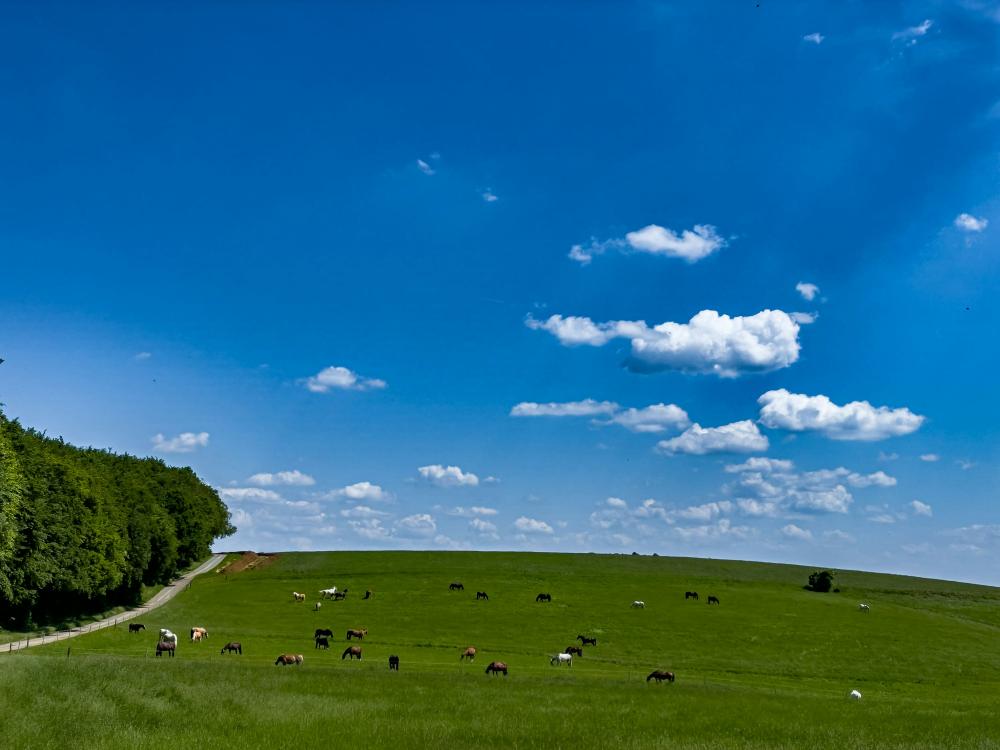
[{"left": 3, "top": 551, "right": 999, "bottom": 748}]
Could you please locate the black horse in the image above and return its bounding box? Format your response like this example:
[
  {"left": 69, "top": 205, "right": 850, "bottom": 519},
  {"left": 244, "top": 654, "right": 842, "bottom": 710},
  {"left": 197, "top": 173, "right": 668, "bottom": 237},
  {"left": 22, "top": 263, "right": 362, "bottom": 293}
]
[
  {"left": 128, "top": 623, "right": 146, "bottom": 633},
  {"left": 647, "top": 670, "right": 675, "bottom": 683},
  {"left": 535, "top": 593, "right": 552, "bottom": 602},
  {"left": 333, "top": 589, "right": 348, "bottom": 600},
  {"left": 315, "top": 636, "right": 330, "bottom": 649},
  {"left": 707, "top": 595, "right": 720, "bottom": 605},
  {"left": 315, "top": 628, "right": 334, "bottom": 639},
  {"left": 220, "top": 641, "right": 242, "bottom": 655},
  {"left": 565, "top": 646, "right": 583, "bottom": 657},
  {"left": 388, "top": 655, "right": 399, "bottom": 671},
  {"left": 685, "top": 591, "right": 699, "bottom": 600},
  {"left": 476, "top": 591, "right": 489, "bottom": 600},
  {"left": 449, "top": 582, "right": 464, "bottom": 591},
  {"left": 364, "top": 590, "right": 373, "bottom": 600},
  {"left": 576, "top": 635, "right": 597, "bottom": 646}
]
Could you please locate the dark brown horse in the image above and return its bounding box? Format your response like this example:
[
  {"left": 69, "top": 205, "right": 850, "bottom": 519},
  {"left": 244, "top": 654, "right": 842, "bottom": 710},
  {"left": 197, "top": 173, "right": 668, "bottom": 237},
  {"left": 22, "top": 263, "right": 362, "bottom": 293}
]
[
  {"left": 685, "top": 591, "right": 699, "bottom": 600},
  {"left": 346, "top": 628, "right": 367, "bottom": 640},
  {"left": 460, "top": 646, "right": 477, "bottom": 661},
  {"left": 128, "top": 623, "right": 145, "bottom": 633},
  {"left": 647, "top": 670, "right": 675, "bottom": 683},
  {"left": 485, "top": 660, "right": 508, "bottom": 676},
  {"left": 221, "top": 641, "right": 242, "bottom": 655},
  {"left": 535, "top": 593, "right": 551, "bottom": 602},
  {"left": 565, "top": 646, "right": 583, "bottom": 657},
  {"left": 364, "top": 589, "right": 373, "bottom": 600},
  {"left": 576, "top": 635, "right": 597, "bottom": 646},
  {"left": 275, "top": 653, "right": 303, "bottom": 665},
  {"left": 314, "top": 628, "right": 334, "bottom": 639},
  {"left": 449, "top": 582, "right": 464, "bottom": 591},
  {"left": 342, "top": 646, "right": 362, "bottom": 660},
  {"left": 315, "top": 637, "right": 330, "bottom": 649},
  {"left": 707, "top": 595, "right": 720, "bottom": 605},
  {"left": 476, "top": 591, "right": 489, "bottom": 600},
  {"left": 155, "top": 640, "right": 175, "bottom": 657},
  {"left": 333, "top": 590, "right": 348, "bottom": 600},
  {"left": 388, "top": 654, "right": 399, "bottom": 671}
]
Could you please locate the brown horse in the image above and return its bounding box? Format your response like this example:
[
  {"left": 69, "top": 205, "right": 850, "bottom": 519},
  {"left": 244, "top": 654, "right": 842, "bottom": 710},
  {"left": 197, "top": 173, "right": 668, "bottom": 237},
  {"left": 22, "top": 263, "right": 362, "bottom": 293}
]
[
  {"left": 155, "top": 641, "right": 175, "bottom": 658},
  {"left": 388, "top": 655, "right": 399, "bottom": 671},
  {"left": 460, "top": 646, "right": 477, "bottom": 661},
  {"left": 576, "top": 635, "right": 597, "bottom": 646},
  {"left": 346, "top": 628, "right": 368, "bottom": 640},
  {"left": 220, "top": 642, "right": 242, "bottom": 655},
  {"left": 314, "top": 628, "right": 334, "bottom": 639},
  {"left": 275, "top": 654, "right": 303, "bottom": 666},
  {"left": 128, "top": 623, "right": 145, "bottom": 633},
  {"left": 485, "top": 661, "right": 508, "bottom": 676},
  {"left": 565, "top": 646, "right": 583, "bottom": 657},
  {"left": 315, "top": 637, "right": 330, "bottom": 650},
  {"left": 342, "top": 646, "right": 362, "bottom": 660},
  {"left": 647, "top": 670, "right": 675, "bottom": 683}
]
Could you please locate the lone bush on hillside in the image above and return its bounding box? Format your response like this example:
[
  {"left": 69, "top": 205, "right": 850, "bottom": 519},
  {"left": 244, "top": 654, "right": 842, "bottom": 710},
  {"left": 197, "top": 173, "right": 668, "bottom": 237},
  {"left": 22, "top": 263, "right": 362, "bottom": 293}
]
[{"left": 806, "top": 570, "right": 835, "bottom": 592}]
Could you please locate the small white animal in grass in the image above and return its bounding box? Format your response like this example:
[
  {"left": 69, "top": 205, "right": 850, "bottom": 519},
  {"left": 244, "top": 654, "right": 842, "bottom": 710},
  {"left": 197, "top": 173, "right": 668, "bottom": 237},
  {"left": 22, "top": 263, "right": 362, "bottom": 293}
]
[
  {"left": 858, "top": 603, "right": 870, "bottom": 612},
  {"left": 631, "top": 600, "right": 645, "bottom": 608},
  {"left": 850, "top": 690, "right": 862, "bottom": 700}
]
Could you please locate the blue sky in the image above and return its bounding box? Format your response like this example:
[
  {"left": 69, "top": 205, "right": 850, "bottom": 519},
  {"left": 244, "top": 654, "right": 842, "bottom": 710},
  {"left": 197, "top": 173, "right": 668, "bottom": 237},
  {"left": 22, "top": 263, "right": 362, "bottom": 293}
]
[{"left": 2, "top": 2, "right": 999, "bottom": 583}]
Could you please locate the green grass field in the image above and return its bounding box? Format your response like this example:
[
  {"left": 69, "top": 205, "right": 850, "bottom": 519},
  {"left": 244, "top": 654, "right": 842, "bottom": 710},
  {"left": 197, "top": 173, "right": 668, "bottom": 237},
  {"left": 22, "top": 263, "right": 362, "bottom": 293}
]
[{"left": 2, "top": 551, "right": 999, "bottom": 749}]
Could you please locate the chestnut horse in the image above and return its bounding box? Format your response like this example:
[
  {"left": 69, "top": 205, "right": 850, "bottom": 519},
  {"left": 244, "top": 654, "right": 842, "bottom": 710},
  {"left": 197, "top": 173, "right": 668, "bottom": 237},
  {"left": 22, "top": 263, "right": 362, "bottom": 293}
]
[
  {"left": 485, "top": 661, "right": 508, "bottom": 676},
  {"left": 346, "top": 628, "right": 367, "bottom": 640},
  {"left": 275, "top": 653, "right": 303, "bottom": 665},
  {"left": 647, "top": 670, "right": 675, "bottom": 683},
  {"left": 460, "top": 647, "right": 477, "bottom": 661},
  {"left": 342, "top": 646, "right": 362, "bottom": 660}
]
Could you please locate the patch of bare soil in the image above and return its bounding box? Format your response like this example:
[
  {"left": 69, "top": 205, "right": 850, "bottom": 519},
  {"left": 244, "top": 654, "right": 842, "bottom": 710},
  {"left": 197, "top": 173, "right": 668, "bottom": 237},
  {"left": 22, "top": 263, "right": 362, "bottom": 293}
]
[{"left": 218, "top": 551, "right": 279, "bottom": 575}]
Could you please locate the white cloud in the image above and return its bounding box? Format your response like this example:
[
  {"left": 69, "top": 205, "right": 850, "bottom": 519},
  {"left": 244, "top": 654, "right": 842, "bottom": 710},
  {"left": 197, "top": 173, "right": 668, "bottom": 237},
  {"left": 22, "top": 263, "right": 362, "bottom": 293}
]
[
  {"left": 604, "top": 404, "right": 691, "bottom": 433},
  {"left": 823, "top": 529, "right": 854, "bottom": 543},
  {"left": 910, "top": 500, "right": 933, "bottom": 517},
  {"left": 481, "top": 189, "right": 499, "bottom": 202},
  {"left": 303, "top": 365, "right": 386, "bottom": 393},
  {"left": 249, "top": 470, "right": 316, "bottom": 487},
  {"left": 789, "top": 485, "right": 853, "bottom": 514},
  {"left": 333, "top": 481, "right": 392, "bottom": 502},
  {"left": 447, "top": 505, "right": 498, "bottom": 517},
  {"left": 672, "top": 519, "right": 753, "bottom": 542},
  {"left": 219, "top": 487, "right": 283, "bottom": 503},
  {"left": 528, "top": 309, "right": 804, "bottom": 377},
  {"left": 869, "top": 513, "right": 896, "bottom": 524},
  {"left": 803, "top": 33, "right": 824, "bottom": 44},
  {"left": 955, "top": 213, "right": 988, "bottom": 232},
  {"left": 510, "top": 399, "right": 619, "bottom": 417},
  {"left": 956, "top": 459, "right": 976, "bottom": 470},
  {"left": 395, "top": 513, "right": 437, "bottom": 537},
  {"left": 725, "top": 457, "right": 795, "bottom": 474},
  {"left": 624, "top": 224, "right": 726, "bottom": 262},
  {"left": 348, "top": 518, "right": 391, "bottom": 540},
  {"left": 339, "top": 505, "right": 391, "bottom": 519},
  {"left": 781, "top": 523, "right": 813, "bottom": 541},
  {"left": 674, "top": 501, "right": 734, "bottom": 522},
  {"left": 417, "top": 158, "right": 435, "bottom": 175},
  {"left": 657, "top": 420, "right": 768, "bottom": 456},
  {"left": 567, "top": 237, "right": 626, "bottom": 265},
  {"left": 134, "top": 351, "right": 152, "bottom": 361},
  {"left": 758, "top": 389, "right": 925, "bottom": 441},
  {"left": 920, "top": 453, "right": 940, "bottom": 463},
  {"left": 469, "top": 517, "right": 499, "bottom": 538},
  {"left": 152, "top": 431, "right": 209, "bottom": 453},
  {"left": 795, "top": 282, "right": 820, "bottom": 301},
  {"left": 878, "top": 451, "right": 899, "bottom": 462},
  {"left": 514, "top": 516, "right": 554, "bottom": 534},
  {"left": 417, "top": 464, "right": 480, "bottom": 487},
  {"left": 946, "top": 524, "right": 1000, "bottom": 547},
  {"left": 893, "top": 19, "right": 933, "bottom": 44},
  {"left": 790, "top": 312, "right": 818, "bottom": 324}
]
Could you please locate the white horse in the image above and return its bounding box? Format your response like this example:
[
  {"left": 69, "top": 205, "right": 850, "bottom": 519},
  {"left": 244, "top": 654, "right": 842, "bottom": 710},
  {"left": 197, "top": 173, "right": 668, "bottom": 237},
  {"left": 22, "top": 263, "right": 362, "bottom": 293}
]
[
  {"left": 850, "top": 689, "right": 862, "bottom": 700},
  {"left": 550, "top": 652, "right": 573, "bottom": 667},
  {"left": 159, "top": 628, "right": 177, "bottom": 645},
  {"left": 631, "top": 600, "right": 645, "bottom": 608},
  {"left": 320, "top": 587, "right": 338, "bottom": 599},
  {"left": 313, "top": 601, "right": 321, "bottom": 612},
  {"left": 293, "top": 591, "right": 306, "bottom": 602},
  {"left": 190, "top": 626, "right": 207, "bottom": 642},
  {"left": 858, "top": 603, "right": 870, "bottom": 612}
]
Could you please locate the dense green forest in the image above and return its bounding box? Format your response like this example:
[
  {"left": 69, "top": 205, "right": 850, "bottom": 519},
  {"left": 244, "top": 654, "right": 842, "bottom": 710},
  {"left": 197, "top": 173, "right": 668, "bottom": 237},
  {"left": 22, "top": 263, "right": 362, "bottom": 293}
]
[{"left": 0, "top": 410, "right": 233, "bottom": 628}]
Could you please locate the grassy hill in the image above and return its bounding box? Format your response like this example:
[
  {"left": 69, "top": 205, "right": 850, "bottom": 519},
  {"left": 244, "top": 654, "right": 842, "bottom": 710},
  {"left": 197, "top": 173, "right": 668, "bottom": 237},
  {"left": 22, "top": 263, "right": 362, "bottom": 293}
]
[{"left": 2, "top": 550, "right": 999, "bottom": 749}]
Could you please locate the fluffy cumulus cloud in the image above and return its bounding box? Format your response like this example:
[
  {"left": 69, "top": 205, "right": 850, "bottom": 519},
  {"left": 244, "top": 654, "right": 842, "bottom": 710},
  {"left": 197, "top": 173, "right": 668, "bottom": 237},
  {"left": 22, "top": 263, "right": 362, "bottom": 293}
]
[
  {"left": 332, "top": 481, "right": 392, "bottom": 502},
  {"left": 303, "top": 365, "right": 386, "bottom": 393},
  {"left": 152, "top": 431, "right": 209, "bottom": 453},
  {"left": 795, "top": 282, "right": 820, "bottom": 301},
  {"left": 757, "top": 389, "right": 925, "bottom": 441},
  {"left": 339, "top": 505, "right": 391, "bottom": 519},
  {"left": 657, "top": 420, "right": 768, "bottom": 455},
  {"left": 604, "top": 404, "right": 691, "bottom": 433},
  {"left": 395, "top": 513, "right": 437, "bottom": 537},
  {"left": 528, "top": 309, "right": 804, "bottom": 377},
  {"left": 447, "top": 505, "right": 498, "bottom": 517},
  {"left": 781, "top": 523, "right": 813, "bottom": 541},
  {"left": 219, "top": 487, "right": 283, "bottom": 503},
  {"left": 954, "top": 213, "right": 988, "bottom": 232},
  {"left": 417, "top": 464, "right": 480, "bottom": 487},
  {"left": 510, "top": 399, "right": 619, "bottom": 417},
  {"left": 514, "top": 516, "right": 554, "bottom": 534},
  {"left": 248, "top": 470, "right": 315, "bottom": 486},
  {"left": 568, "top": 223, "right": 725, "bottom": 265},
  {"left": 910, "top": 500, "right": 933, "bottom": 517},
  {"left": 920, "top": 454, "right": 940, "bottom": 463},
  {"left": 511, "top": 399, "right": 690, "bottom": 434},
  {"left": 469, "top": 517, "right": 499, "bottom": 539}
]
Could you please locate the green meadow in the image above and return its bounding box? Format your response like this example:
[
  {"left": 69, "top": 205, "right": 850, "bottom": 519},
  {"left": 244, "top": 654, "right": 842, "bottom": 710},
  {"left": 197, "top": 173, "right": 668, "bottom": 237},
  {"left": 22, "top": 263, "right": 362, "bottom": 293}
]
[{"left": 2, "top": 551, "right": 999, "bottom": 749}]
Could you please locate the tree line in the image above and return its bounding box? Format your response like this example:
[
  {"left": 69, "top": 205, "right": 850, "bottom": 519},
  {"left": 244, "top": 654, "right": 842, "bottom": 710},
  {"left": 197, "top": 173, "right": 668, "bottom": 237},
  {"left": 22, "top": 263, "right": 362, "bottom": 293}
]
[{"left": 0, "top": 410, "right": 234, "bottom": 628}]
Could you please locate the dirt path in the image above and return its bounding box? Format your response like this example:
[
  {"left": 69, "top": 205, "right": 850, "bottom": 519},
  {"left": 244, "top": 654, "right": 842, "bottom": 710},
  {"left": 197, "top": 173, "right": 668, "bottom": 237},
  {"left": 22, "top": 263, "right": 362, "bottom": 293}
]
[{"left": 2, "top": 553, "right": 227, "bottom": 654}]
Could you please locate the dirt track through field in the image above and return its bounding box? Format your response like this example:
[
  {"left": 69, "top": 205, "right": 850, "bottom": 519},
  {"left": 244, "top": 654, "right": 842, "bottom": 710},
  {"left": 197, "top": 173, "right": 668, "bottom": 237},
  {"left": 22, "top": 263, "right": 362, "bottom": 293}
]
[{"left": 1, "top": 554, "right": 226, "bottom": 654}]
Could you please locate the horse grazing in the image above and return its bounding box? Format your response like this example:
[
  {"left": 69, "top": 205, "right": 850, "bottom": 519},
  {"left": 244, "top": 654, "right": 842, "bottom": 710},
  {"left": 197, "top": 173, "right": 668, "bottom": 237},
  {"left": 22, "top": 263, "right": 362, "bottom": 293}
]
[
  {"left": 332, "top": 590, "right": 348, "bottom": 601},
  {"left": 576, "top": 635, "right": 597, "bottom": 646},
  {"left": 364, "top": 589, "right": 373, "bottom": 600},
  {"left": 221, "top": 642, "right": 242, "bottom": 655},
  {"left": 631, "top": 600, "right": 645, "bottom": 608},
  {"left": 190, "top": 627, "right": 208, "bottom": 642},
  {"left": 315, "top": 628, "right": 334, "bottom": 639},
  {"left": 535, "top": 593, "right": 551, "bottom": 602},
  {"left": 388, "top": 655, "right": 399, "bottom": 671},
  {"left": 550, "top": 653, "right": 573, "bottom": 667},
  {"left": 275, "top": 653, "right": 303, "bottom": 666},
  {"left": 647, "top": 670, "right": 675, "bottom": 683},
  {"left": 128, "top": 623, "right": 146, "bottom": 633},
  {"left": 342, "top": 646, "right": 362, "bottom": 660},
  {"left": 346, "top": 628, "right": 368, "bottom": 641},
  {"left": 707, "top": 595, "right": 720, "bottom": 605},
  {"left": 476, "top": 591, "right": 489, "bottom": 600},
  {"left": 858, "top": 603, "right": 870, "bottom": 612},
  {"left": 685, "top": 591, "right": 699, "bottom": 600},
  {"left": 315, "top": 637, "right": 330, "bottom": 650},
  {"left": 564, "top": 646, "right": 583, "bottom": 657},
  {"left": 159, "top": 629, "right": 177, "bottom": 645},
  {"left": 319, "top": 587, "right": 337, "bottom": 599},
  {"left": 313, "top": 602, "right": 322, "bottom": 612},
  {"left": 155, "top": 641, "right": 176, "bottom": 658},
  {"left": 449, "top": 582, "right": 464, "bottom": 591},
  {"left": 460, "top": 647, "right": 477, "bottom": 661},
  {"left": 485, "top": 661, "right": 508, "bottom": 676},
  {"left": 850, "top": 689, "right": 862, "bottom": 700},
  {"left": 293, "top": 591, "right": 306, "bottom": 602}
]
